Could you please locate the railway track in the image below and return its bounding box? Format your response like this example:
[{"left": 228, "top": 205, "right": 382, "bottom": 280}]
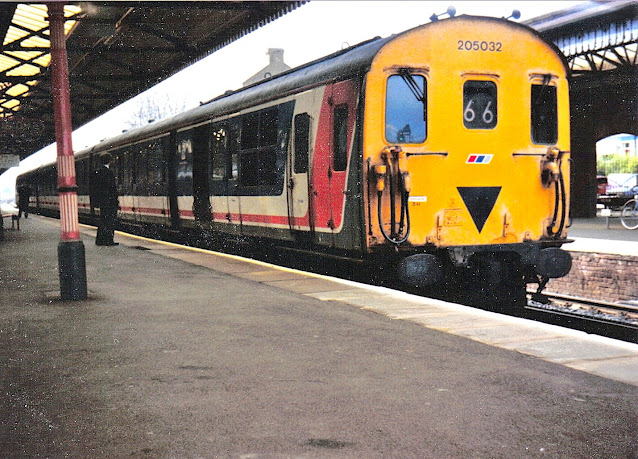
[{"left": 524, "top": 292, "right": 638, "bottom": 343}]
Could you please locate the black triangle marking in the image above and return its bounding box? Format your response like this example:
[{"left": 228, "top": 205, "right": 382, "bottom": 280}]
[{"left": 457, "top": 187, "right": 502, "bottom": 233}]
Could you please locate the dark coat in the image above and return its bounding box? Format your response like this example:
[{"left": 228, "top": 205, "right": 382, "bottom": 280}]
[
  {"left": 17, "top": 185, "right": 32, "bottom": 210},
  {"left": 91, "top": 165, "right": 118, "bottom": 208}
]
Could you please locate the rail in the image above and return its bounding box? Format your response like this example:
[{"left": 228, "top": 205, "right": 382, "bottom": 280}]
[{"left": 526, "top": 292, "right": 638, "bottom": 343}]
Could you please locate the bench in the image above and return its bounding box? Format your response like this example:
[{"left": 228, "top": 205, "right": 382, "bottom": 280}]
[
  {"left": 598, "top": 207, "right": 620, "bottom": 229},
  {"left": 1, "top": 213, "right": 20, "bottom": 230}
]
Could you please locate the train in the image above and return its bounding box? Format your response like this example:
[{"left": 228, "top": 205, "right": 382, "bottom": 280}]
[{"left": 18, "top": 13, "right": 572, "bottom": 306}]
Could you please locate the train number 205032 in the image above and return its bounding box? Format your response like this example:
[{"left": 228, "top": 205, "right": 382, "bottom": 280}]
[{"left": 457, "top": 40, "right": 502, "bottom": 52}]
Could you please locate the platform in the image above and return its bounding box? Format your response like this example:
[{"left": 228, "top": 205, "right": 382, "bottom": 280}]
[
  {"left": 1, "top": 216, "right": 636, "bottom": 457},
  {"left": 567, "top": 216, "right": 638, "bottom": 256}
]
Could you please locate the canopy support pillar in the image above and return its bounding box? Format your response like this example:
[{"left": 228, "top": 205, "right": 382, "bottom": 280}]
[{"left": 48, "top": 2, "right": 87, "bottom": 301}]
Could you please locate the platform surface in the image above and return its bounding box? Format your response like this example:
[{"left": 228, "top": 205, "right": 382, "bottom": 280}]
[
  {"left": 1, "top": 216, "right": 637, "bottom": 458},
  {"left": 567, "top": 216, "right": 638, "bottom": 255}
]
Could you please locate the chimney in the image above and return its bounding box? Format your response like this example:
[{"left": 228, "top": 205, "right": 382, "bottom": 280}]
[
  {"left": 268, "top": 48, "right": 285, "bottom": 65},
  {"left": 242, "top": 48, "right": 291, "bottom": 87}
]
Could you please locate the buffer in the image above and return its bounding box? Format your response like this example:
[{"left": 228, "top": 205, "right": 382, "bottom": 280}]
[{"left": 457, "top": 186, "right": 502, "bottom": 233}]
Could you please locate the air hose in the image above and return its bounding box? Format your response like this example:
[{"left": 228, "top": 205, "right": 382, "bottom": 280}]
[
  {"left": 547, "top": 156, "right": 567, "bottom": 237},
  {"left": 376, "top": 149, "right": 411, "bottom": 245}
]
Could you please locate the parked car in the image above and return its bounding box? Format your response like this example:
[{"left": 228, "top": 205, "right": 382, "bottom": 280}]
[
  {"left": 597, "top": 176, "right": 608, "bottom": 196},
  {"left": 598, "top": 173, "right": 638, "bottom": 208}
]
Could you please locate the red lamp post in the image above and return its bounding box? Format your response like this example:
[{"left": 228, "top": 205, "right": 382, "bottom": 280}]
[{"left": 48, "top": 2, "right": 87, "bottom": 300}]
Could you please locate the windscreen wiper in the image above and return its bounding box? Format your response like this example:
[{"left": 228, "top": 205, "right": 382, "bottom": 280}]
[{"left": 398, "top": 68, "right": 425, "bottom": 103}]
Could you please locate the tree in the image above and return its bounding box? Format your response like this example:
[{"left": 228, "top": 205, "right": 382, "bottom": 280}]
[
  {"left": 597, "top": 154, "right": 638, "bottom": 176},
  {"left": 123, "top": 94, "right": 188, "bottom": 130}
]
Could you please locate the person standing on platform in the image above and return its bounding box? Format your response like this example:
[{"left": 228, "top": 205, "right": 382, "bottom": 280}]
[
  {"left": 91, "top": 153, "right": 119, "bottom": 246},
  {"left": 16, "top": 184, "right": 32, "bottom": 219}
]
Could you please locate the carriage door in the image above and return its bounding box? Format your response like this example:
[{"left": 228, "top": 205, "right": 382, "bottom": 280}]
[
  {"left": 167, "top": 132, "right": 181, "bottom": 228},
  {"left": 288, "top": 111, "right": 315, "bottom": 243},
  {"left": 313, "top": 80, "right": 357, "bottom": 238},
  {"left": 191, "top": 124, "right": 212, "bottom": 224}
]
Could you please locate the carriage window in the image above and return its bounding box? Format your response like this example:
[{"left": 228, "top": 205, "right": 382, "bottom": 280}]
[
  {"left": 531, "top": 84, "right": 557, "bottom": 144},
  {"left": 114, "top": 149, "right": 127, "bottom": 190},
  {"left": 463, "top": 81, "right": 497, "bottom": 129},
  {"left": 241, "top": 151, "right": 260, "bottom": 186},
  {"left": 229, "top": 123, "right": 239, "bottom": 180},
  {"left": 76, "top": 159, "right": 86, "bottom": 195},
  {"left": 176, "top": 135, "right": 193, "bottom": 196},
  {"left": 333, "top": 105, "right": 349, "bottom": 171},
  {"left": 111, "top": 151, "right": 120, "bottom": 187},
  {"left": 135, "top": 146, "right": 147, "bottom": 193},
  {"left": 211, "top": 126, "right": 227, "bottom": 181},
  {"left": 385, "top": 73, "right": 426, "bottom": 144},
  {"left": 124, "top": 150, "right": 133, "bottom": 194},
  {"left": 294, "top": 113, "right": 310, "bottom": 174},
  {"left": 148, "top": 140, "right": 166, "bottom": 193},
  {"left": 260, "top": 108, "right": 279, "bottom": 146},
  {"left": 145, "top": 142, "right": 155, "bottom": 186},
  {"left": 239, "top": 107, "right": 279, "bottom": 187},
  {"left": 241, "top": 112, "right": 259, "bottom": 150}
]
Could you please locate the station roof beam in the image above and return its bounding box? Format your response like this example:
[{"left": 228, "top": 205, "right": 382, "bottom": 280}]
[{"left": 0, "top": 1, "right": 305, "bottom": 174}]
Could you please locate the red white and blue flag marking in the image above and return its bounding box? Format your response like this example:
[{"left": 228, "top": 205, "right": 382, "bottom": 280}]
[{"left": 466, "top": 154, "right": 493, "bottom": 164}]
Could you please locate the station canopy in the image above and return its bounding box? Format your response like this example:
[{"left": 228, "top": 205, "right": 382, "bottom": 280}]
[
  {"left": 0, "top": 1, "right": 305, "bottom": 174},
  {"left": 524, "top": 0, "right": 637, "bottom": 77}
]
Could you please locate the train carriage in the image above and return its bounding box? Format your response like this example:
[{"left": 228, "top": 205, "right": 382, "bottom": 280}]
[{"left": 18, "top": 14, "right": 572, "bottom": 306}]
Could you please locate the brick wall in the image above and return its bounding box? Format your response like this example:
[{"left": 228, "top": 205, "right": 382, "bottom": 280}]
[{"left": 545, "top": 251, "right": 638, "bottom": 303}]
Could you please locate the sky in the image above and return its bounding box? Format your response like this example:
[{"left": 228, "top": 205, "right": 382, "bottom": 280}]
[{"left": 0, "top": 0, "right": 589, "bottom": 201}]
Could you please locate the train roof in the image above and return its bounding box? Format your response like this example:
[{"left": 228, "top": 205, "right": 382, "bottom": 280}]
[
  {"left": 75, "top": 33, "right": 393, "bottom": 157},
  {"left": 53, "top": 15, "right": 564, "bottom": 164}
]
